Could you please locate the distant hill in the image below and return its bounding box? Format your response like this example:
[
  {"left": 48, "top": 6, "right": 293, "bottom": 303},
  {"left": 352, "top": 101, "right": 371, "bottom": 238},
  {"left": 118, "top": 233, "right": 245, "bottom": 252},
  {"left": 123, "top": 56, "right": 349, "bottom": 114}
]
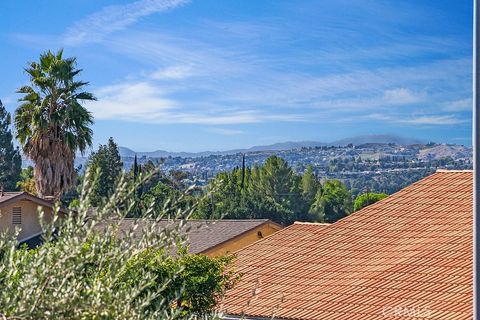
[
  {"left": 119, "top": 135, "right": 429, "bottom": 158},
  {"left": 417, "top": 144, "right": 472, "bottom": 160}
]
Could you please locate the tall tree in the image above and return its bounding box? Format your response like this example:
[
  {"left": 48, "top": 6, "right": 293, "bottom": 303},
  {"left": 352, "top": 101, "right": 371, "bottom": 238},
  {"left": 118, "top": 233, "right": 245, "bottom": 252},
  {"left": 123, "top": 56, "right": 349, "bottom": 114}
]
[
  {"left": 310, "top": 180, "right": 352, "bottom": 223},
  {"left": 0, "top": 100, "right": 22, "bottom": 191},
  {"left": 259, "top": 156, "right": 301, "bottom": 207},
  {"left": 196, "top": 156, "right": 307, "bottom": 225},
  {"left": 15, "top": 50, "right": 95, "bottom": 199},
  {"left": 301, "top": 165, "right": 319, "bottom": 204},
  {"left": 86, "top": 137, "right": 123, "bottom": 206}
]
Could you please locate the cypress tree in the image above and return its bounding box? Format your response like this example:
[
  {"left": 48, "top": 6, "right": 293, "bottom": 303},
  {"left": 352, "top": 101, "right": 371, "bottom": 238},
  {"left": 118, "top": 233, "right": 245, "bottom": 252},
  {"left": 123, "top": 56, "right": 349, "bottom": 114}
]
[
  {"left": 0, "top": 100, "right": 21, "bottom": 190},
  {"left": 241, "top": 153, "right": 245, "bottom": 190},
  {"left": 85, "top": 137, "right": 123, "bottom": 206}
]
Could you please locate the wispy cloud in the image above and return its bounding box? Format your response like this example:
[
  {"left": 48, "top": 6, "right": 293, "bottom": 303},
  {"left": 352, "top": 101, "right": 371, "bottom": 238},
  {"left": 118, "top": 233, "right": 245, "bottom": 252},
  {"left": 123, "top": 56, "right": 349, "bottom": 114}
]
[
  {"left": 442, "top": 98, "right": 472, "bottom": 112},
  {"left": 382, "top": 88, "right": 422, "bottom": 105},
  {"left": 63, "top": 0, "right": 188, "bottom": 46},
  {"left": 362, "top": 113, "right": 467, "bottom": 125},
  {"left": 86, "top": 81, "right": 176, "bottom": 120},
  {"left": 13, "top": 0, "right": 470, "bottom": 136},
  {"left": 151, "top": 65, "right": 194, "bottom": 80},
  {"left": 206, "top": 128, "right": 244, "bottom": 135},
  {"left": 86, "top": 80, "right": 306, "bottom": 125},
  {"left": 399, "top": 115, "right": 467, "bottom": 125}
]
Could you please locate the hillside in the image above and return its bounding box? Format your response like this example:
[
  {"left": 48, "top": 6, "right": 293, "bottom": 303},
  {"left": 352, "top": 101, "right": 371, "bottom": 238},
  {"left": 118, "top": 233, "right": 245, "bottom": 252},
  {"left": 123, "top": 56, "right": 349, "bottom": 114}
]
[
  {"left": 417, "top": 144, "right": 472, "bottom": 160},
  {"left": 119, "top": 134, "right": 427, "bottom": 158}
]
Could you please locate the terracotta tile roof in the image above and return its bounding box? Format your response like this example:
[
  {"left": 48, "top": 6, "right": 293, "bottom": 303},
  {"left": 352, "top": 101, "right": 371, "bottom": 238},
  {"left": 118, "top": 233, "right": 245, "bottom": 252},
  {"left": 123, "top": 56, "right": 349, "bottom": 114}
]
[
  {"left": 100, "top": 219, "right": 280, "bottom": 254},
  {"left": 221, "top": 171, "right": 473, "bottom": 320}
]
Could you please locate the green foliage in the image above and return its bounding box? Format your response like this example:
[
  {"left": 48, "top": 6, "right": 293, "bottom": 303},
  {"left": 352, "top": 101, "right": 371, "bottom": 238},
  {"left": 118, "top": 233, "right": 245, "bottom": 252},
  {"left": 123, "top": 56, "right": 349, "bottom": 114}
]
[
  {"left": 196, "top": 156, "right": 350, "bottom": 225},
  {"left": 0, "top": 100, "right": 21, "bottom": 191},
  {"left": 0, "top": 167, "right": 235, "bottom": 319},
  {"left": 15, "top": 49, "right": 95, "bottom": 199},
  {"left": 126, "top": 159, "right": 195, "bottom": 218},
  {"left": 353, "top": 192, "right": 388, "bottom": 211},
  {"left": 301, "top": 165, "right": 320, "bottom": 207},
  {"left": 310, "top": 180, "right": 352, "bottom": 223},
  {"left": 122, "top": 249, "right": 237, "bottom": 316},
  {"left": 16, "top": 166, "right": 36, "bottom": 195},
  {"left": 85, "top": 137, "right": 123, "bottom": 206}
]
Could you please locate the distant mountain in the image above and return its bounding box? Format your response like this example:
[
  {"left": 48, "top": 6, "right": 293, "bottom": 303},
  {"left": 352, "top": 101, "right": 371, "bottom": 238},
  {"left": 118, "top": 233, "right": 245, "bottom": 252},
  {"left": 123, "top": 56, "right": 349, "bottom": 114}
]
[
  {"left": 119, "top": 146, "right": 213, "bottom": 158},
  {"left": 119, "top": 135, "right": 428, "bottom": 159}
]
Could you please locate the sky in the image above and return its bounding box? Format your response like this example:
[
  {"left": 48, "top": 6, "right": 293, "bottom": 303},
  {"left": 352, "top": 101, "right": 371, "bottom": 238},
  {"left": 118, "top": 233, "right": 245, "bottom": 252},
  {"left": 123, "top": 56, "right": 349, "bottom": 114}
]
[{"left": 0, "top": 0, "right": 473, "bottom": 152}]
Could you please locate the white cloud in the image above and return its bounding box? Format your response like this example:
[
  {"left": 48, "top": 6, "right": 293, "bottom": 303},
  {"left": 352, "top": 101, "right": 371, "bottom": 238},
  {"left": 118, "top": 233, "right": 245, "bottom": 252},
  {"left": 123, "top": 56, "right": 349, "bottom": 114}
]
[
  {"left": 399, "top": 115, "right": 467, "bottom": 125},
  {"left": 151, "top": 65, "right": 194, "bottom": 80},
  {"left": 442, "top": 98, "right": 472, "bottom": 112},
  {"left": 86, "top": 81, "right": 306, "bottom": 125},
  {"left": 382, "top": 88, "right": 422, "bottom": 105},
  {"left": 362, "top": 113, "right": 467, "bottom": 125},
  {"left": 86, "top": 82, "right": 176, "bottom": 120},
  {"left": 206, "top": 128, "right": 244, "bottom": 135},
  {"left": 63, "top": 0, "right": 188, "bottom": 45}
]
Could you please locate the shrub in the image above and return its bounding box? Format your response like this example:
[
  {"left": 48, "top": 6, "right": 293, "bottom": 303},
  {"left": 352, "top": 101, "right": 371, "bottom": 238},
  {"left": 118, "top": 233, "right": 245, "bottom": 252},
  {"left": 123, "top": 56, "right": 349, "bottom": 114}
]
[{"left": 0, "top": 168, "right": 237, "bottom": 319}]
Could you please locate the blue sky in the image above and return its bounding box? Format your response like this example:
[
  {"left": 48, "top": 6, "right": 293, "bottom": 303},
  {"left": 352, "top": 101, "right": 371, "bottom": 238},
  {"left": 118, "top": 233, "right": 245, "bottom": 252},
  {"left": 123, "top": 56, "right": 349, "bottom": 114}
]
[{"left": 0, "top": 0, "right": 473, "bottom": 151}]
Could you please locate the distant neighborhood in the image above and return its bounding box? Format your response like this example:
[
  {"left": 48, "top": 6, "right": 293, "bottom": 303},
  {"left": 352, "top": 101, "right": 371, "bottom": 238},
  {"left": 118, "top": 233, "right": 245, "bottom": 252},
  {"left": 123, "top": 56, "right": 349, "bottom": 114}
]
[{"left": 110, "top": 140, "right": 472, "bottom": 196}]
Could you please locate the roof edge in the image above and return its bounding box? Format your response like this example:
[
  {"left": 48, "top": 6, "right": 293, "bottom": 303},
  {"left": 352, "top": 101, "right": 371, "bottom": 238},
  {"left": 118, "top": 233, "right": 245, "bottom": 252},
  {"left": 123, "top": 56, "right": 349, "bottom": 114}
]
[
  {"left": 199, "top": 219, "right": 282, "bottom": 254},
  {"left": 0, "top": 192, "right": 68, "bottom": 214},
  {"left": 293, "top": 221, "right": 331, "bottom": 226}
]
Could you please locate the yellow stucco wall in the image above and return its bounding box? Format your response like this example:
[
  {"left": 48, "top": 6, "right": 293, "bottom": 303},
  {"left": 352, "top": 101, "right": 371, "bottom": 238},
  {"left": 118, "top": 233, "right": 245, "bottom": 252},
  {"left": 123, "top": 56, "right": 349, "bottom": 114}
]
[
  {"left": 203, "top": 222, "right": 282, "bottom": 257},
  {"left": 0, "top": 200, "right": 55, "bottom": 241}
]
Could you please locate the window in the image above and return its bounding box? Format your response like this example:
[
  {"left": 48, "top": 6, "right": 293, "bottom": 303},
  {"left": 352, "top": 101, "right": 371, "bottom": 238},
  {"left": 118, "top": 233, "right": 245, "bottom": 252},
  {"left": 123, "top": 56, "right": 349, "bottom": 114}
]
[{"left": 12, "top": 207, "right": 21, "bottom": 225}]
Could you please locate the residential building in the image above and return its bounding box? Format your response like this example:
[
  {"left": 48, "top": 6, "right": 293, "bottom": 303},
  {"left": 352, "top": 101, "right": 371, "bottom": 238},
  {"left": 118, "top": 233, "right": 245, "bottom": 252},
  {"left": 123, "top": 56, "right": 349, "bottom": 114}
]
[
  {"left": 0, "top": 192, "right": 67, "bottom": 244},
  {"left": 99, "top": 218, "right": 283, "bottom": 257}
]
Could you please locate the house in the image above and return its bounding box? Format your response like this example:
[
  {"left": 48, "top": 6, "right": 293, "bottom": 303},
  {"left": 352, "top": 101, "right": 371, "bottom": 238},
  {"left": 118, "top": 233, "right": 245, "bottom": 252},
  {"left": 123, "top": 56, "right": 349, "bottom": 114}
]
[
  {"left": 0, "top": 191, "right": 67, "bottom": 244},
  {"left": 0, "top": 190, "right": 282, "bottom": 255},
  {"left": 220, "top": 170, "right": 472, "bottom": 319},
  {"left": 100, "top": 218, "right": 283, "bottom": 257}
]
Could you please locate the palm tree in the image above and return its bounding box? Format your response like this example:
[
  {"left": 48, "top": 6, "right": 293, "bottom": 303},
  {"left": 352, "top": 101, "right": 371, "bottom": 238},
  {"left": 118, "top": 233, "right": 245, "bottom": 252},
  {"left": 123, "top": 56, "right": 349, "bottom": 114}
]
[{"left": 15, "top": 50, "right": 95, "bottom": 199}]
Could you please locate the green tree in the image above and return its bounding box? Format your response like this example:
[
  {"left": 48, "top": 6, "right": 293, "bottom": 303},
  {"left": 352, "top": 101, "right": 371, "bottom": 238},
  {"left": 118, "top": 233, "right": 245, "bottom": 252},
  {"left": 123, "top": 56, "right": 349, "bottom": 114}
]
[
  {"left": 301, "top": 165, "right": 319, "bottom": 209},
  {"left": 196, "top": 156, "right": 309, "bottom": 225},
  {"left": 0, "top": 167, "right": 236, "bottom": 319},
  {"left": 121, "top": 249, "right": 237, "bottom": 316},
  {"left": 15, "top": 50, "right": 95, "bottom": 199},
  {"left": 311, "top": 180, "right": 352, "bottom": 223},
  {"left": 0, "top": 100, "right": 21, "bottom": 190},
  {"left": 16, "top": 166, "right": 37, "bottom": 195},
  {"left": 259, "top": 156, "right": 300, "bottom": 206},
  {"left": 353, "top": 192, "right": 388, "bottom": 211},
  {"left": 85, "top": 137, "right": 123, "bottom": 206}
]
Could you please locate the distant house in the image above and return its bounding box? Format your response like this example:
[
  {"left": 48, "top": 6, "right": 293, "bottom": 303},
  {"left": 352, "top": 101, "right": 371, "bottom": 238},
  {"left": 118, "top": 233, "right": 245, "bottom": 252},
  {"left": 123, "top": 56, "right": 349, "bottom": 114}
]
[
  {"left": 0, "top": 192, "right": 67, "bottom": 245},
  {"left": 221, "top": 170, "right": 472, "bottom": 319},
  {"left": 0, "top": 191, "right": 283, "bottom": 255},
  {"left": 103, "top": 219, "right": 283, "bottom": 257}
]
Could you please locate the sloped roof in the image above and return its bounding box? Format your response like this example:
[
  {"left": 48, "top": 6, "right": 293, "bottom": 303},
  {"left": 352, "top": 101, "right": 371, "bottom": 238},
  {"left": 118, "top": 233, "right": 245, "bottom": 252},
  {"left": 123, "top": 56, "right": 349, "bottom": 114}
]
[
  {"left": 0, "top": 191, "right": 68, "bottom": 214},
  {"left": 104, "top": 219, "right": 282, "bottom": 254},
  {"left": 221, "top": 171, "right": 473, "bottom": 319}
]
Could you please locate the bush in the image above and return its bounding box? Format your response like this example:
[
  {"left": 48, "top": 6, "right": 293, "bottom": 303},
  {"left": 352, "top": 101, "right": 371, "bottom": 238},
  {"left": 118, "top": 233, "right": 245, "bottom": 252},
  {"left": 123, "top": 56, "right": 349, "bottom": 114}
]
[
  {"left": 353, "top": 192, "right": 388, "bottom": 211},
  {"left": 0, "top": 168, "right": 237, "bottom": 319},
  {"left": 121, "top": 249, "right": 238, "bottom": 316}
]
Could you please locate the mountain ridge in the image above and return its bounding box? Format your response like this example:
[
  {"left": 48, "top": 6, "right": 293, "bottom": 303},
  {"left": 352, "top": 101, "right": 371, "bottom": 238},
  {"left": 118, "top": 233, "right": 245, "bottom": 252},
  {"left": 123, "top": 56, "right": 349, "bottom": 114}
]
[{"left": 119, "top": 134, "right": 426, "bottom": 158}]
